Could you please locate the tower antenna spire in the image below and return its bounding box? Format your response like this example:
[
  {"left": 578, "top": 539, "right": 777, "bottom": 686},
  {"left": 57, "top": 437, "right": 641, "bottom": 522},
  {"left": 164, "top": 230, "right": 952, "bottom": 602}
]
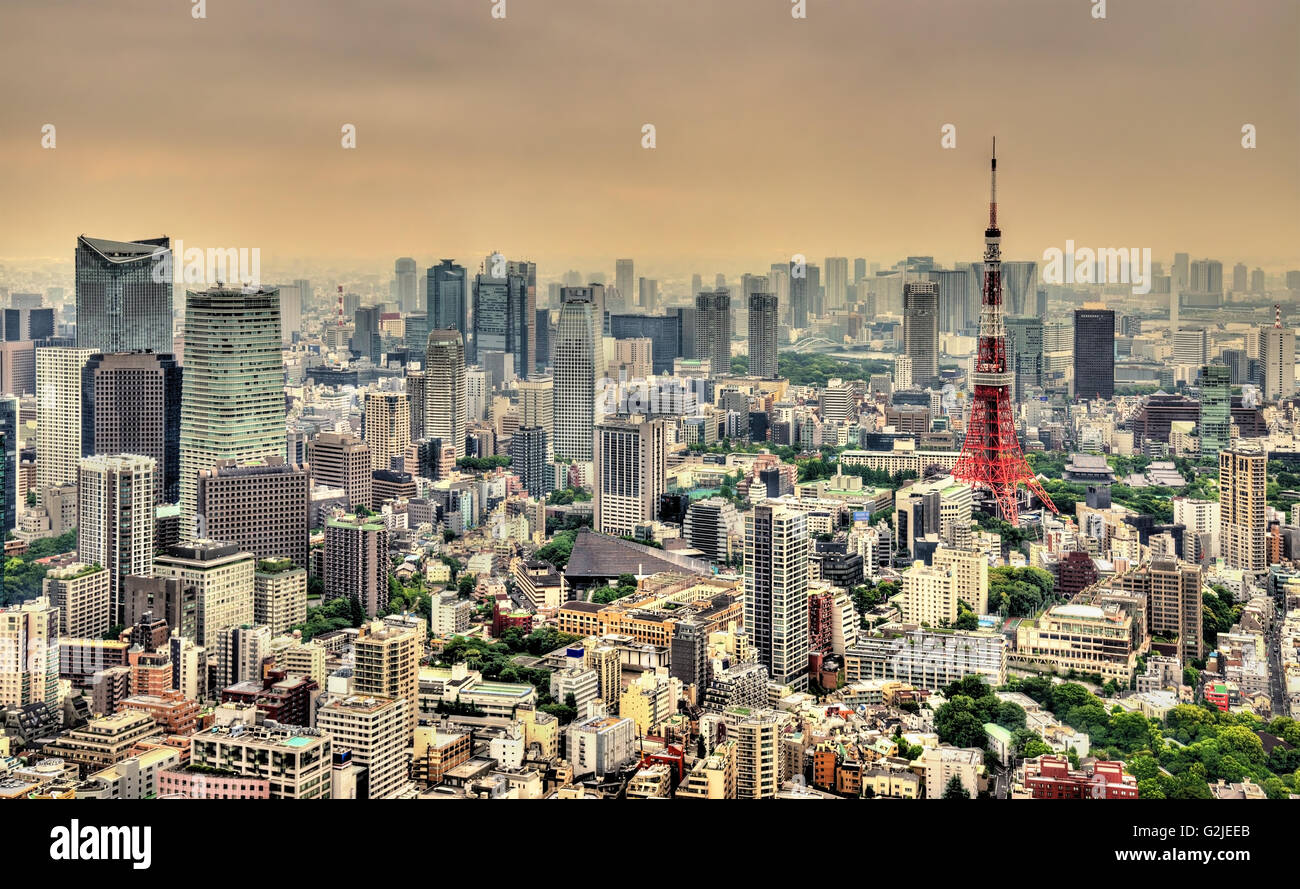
[{"left": 953, "top": 138, "right": 1058, "bottom": 525}]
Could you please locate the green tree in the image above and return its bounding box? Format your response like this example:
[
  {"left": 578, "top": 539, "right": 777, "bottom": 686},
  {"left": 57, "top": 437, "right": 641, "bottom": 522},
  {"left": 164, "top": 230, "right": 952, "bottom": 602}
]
[{"left": 942, "top": 775, "right": 970, "bottom": 799}]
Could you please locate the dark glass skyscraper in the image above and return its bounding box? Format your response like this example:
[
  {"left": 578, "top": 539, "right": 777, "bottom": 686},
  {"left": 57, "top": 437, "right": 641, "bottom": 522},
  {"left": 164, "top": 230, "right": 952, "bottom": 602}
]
[
  {"left": 608, "top": 313, "right": 683, "bottom": 375},
  {"left": 695, "top": 290, "right": 732, "bottom": 377},
  {"left": 1199, "top": 363, "right": 1231, "bottom": 453},
  {"left": 75, "top": 235, "right": 173, "bottom": 354},
  {"left": 1073, "top": 307, "right": 1116, "bottom": 400},
  {"left": 902, "top": 281, "right": 940, "bottom": 388},
  {"left": 747, "top": 292, "right": 779, "bottom": 379},
  {"left": 82, "top": 351, "right": 183, "bottom": 503},
  {"left": 427, "top": 259, "right": 467, "bottom": 337},
  {"left": 470, "top": 272, "right": 529, "bottom": 370},
  {"left": 0, "top": 396, "right": 16, "bottom": 537}
]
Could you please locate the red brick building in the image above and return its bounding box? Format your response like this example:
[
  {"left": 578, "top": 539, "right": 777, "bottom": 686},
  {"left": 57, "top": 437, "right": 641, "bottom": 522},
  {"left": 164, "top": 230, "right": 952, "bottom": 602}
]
[{"left": 1024, "top": 755, "right": 1138, "bottom": 799}]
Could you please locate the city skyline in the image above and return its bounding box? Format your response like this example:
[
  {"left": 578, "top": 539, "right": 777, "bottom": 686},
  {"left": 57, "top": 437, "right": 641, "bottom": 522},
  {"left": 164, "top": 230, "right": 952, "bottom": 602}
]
[{"left": 1, "top": 0, "right": 1297, "bottom": 276}]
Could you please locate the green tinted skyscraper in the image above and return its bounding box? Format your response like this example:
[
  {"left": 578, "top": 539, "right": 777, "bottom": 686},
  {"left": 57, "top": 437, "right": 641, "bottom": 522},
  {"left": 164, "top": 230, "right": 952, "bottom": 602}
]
[
  {"left": 179, "top": 287, "right": 284, "bottom": 536},
  {"left": 1199, "top": 364, "right": 1231, "bottom": 454}
]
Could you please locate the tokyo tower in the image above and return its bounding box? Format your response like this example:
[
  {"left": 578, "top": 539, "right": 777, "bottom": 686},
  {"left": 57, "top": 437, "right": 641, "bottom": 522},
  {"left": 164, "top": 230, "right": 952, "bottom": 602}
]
[{"left": 951, "top": 140, "right": 1057, "bottom": 525}]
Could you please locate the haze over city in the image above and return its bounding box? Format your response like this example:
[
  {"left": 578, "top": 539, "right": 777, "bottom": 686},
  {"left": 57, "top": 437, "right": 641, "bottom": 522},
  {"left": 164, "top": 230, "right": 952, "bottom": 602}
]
[{"left": 1, "top": 0, "right": 1297, "bottom": 278}]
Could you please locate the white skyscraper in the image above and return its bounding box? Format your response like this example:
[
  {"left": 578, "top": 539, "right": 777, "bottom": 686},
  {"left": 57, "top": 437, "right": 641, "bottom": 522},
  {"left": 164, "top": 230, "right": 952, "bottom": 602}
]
[
  {"left": 744, "top": 502, "right": 810, "bottom": 691},
  {"left": 77, "top": 454, "right": 157, "bottom": 625},
  {"left": 35, "top": 346, "right": 94, "bottom": 503},
  {"left": 824, "top": 257, "right": 849, "bottom": 310},
  {"left": 425, "top": 329, "right": 467, "bottom": 461},
  {"left": 594, "top": 415, "right": 667, "bottom": 537},
  {"left": 553, "top": 290, "right": 604, "bottom": 462}
]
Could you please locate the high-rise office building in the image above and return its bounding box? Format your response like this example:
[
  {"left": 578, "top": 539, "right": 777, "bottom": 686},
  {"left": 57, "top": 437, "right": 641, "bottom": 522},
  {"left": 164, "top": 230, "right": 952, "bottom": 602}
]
[
  {"left": 78, "top": 454, "right": 156, "bottom": 625},
  {"left": 75, "top": 235, "right": 173, "bottom": 354},
  {"left": 609, "top": 314, "right": 682, "bottom": 375},
  {"left": 1000, "top": 261, "right": 1038, "bottom": 317},
  {"left": 82, "top": 351, "right": 182, "bottom": 504},
  {"left": 1173, "top": 327, "right": 1209, "bottom": 366},
  {"left": 1219, "top": 449, "right": 1266, "bottom": 577},
  {"left": 325, "top": 514, "right": 390, "bottom": 618},
  {"left": 824, "top": 257, "right": 849, "bottom": 310},
  {"left": 45, "top": 563, "right": 111, "bottom": 639},
  {"left": 394, "top": 258, "right": 419, "bottom": 313},
  {"left": 638, "top": 278, "right": 659, "bottom": 314},
  {"left": 1004, "top": 316, "right": 1044, "bottom": 400},
  {"left": 510, "top": 426, "right": 552, "bottom": 500},
  {"left": 405, "top": 370, "right": 426, "bottom": 441},
  {"left": 929, "top": 268, "right": 971, "bottom": 333},
  {"left": 253, "top": 559, "right": 308, "bottom": 637},
  {"left": 1232, "top": 262, "right": 1248, "bottom": 293},
  {"left": 695, "top": 290, "right": 731, "bottom": 377},
  {"left": 593, "top": 415, "right": 667, "bottom": 537},
  {"left": 352, "top": 620, "right": 421, "bottom": 742},
  {"left": 615, "top": 259, "right": 634, "bottom": 314},
  {"left": 1073, "top": 307, "right": 1115, "bottom": 399},
  {"left": 0, "top": 597, "right": 59, "bottom": 708},
  {"left": 425, "top": 329, "right": 467, "bottom": 462},
  {"left": 1258, "top": 318, "right": 1296, "bottom": 401},
  {"left": 362, "top": 392, "right": 411, "bottom": 471},
  {"left": 36, "top": 346, "right": 94, "bottom": 501},
  {"left": 552, "top": 291, "right": 603, "bottom": 462},
  {"left": 309, "top": 431, "right": 372, "bottom": 510},
  {"left": 427, "top": 260, "right": 468, "bottom": 336},
  {"left": 0, "top": 396, "right": 16, "bottom": 537},
  {"left": 1199, "top": 364, "right": 1231, "bottom": 454},
  {"left": 517, "top": 376, "right": 554, "bottom": 454},
  {"left": 404, "top": 313, "right": 431, "bottom": 360},
  {"left": 352, "top": 306, "right": 382, "bottom": 364},
  {"left": 196, "top": 457, "right": 310, "bottom": 569},
  {"left": 470, "top": 272, "right": 530, "bottom": 370},
  {"left": 277, "top": 281, "right": 302, "bottom": 343},
  {"left": 902, "top": 281, "right": 940, "bottom": 387},
  {"left": 154, "top": 540, "right": 255, "bottom": 654},
  {"left": 789, "top": 261, "right": 812, "bottom": 328},
  {"left": 744, "top": 502, "right": 810, "bottom": 691},
  {"left": 179, "top": 287, "right": 284, "bottom": 537},
  {"left": 747, "top": 292, "right": 779, "bottom": 380},
  {"left": 317, "top": 695, "right": 409, "bottom": 799}
]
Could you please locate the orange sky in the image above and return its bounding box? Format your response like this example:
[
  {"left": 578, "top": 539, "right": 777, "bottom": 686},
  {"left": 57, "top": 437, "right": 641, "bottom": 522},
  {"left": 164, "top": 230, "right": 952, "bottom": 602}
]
[{"left": 2, "top": 0, "right": 1297, "bottom": 280}]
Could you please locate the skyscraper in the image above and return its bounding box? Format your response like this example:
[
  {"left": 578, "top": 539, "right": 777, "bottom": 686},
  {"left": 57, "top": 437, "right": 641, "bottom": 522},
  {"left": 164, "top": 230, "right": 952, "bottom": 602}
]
[
  {"left": 615, "top": 259, "right": 634, "bottom": 314},
  {"left": 352, "top": 305, "right": 382, "bottom": 364},
  {"left": 695, "top": 290, "right": 731, "bottom": 377},
  {"left": 325, "top": 514, "right": 390, "bottom": 618},
  {"left": 1073, "top": 307, "right": 1115, "bottom": 400},
  {"left": 77, "top": 454, "right": 157, "bottom": 625},
  {"left": 518, "top": 376, "right": 554, "bottom": 461},
  {"left": 427, "top": 260, "right": 468, "bottom": 336},
  {"left": 394, "top": 257, "right": 418, "bottom": 313},
  {"left": 1220, "top": 449, "right": 1266, "bottom": 577},
  {"left": 309, "top": 431, "right": 372, "bottom": 510},
  {"left": 510, "top": 426, "right": 551, "bottom": 500},
  {"left": 196, "top": 457, "right": 310, "bottom": 569},
  {"left": 593, "top": 414, "right": 667, "bottom": 537},
  {"left": 470, "top": 271, "right": 529, "bottom": 370},
  {"left": 747, "top": 291, "right": 779, "bottom": 380},
  {"left": 929, "top": 268, "right": 971, "bottom": 333},
  {"left": 824, "top": 257, "right": 849, "bottom": 310},
  {"left": 1004, "top": 316, "right": 1044, "bottom": 400},
  {"left": 0, "top": 396, "right": 16, "bottom": 538},
  {"left": 553, "top": 291, "right": 603, "bottom": 462},
  {"left": 999, "top": 261, "right": 1037, "bottom": 317},
  {"left": 0, "top": 597, "right": 59, "bottom": 708},
  {"left": 362, "top": 392, "right": 411, "bottom": 470},
  {"left": 425, "top": 329, "right": 467, "bottom": 462},
  {"left": 1258, "top": 313, "right": 1296, "bottom": 401},
  {"left": 744, "top": 502, "right": 809, "bottom": 691},
  {"left": 902, "top": 281, "right": 940, "bottom": 388},
  {"left": 75, "top": 235, "right": 173, "bottom": 354},
  {"left": 179, "top": 287, "right": 285, "bottom": 536},
  {"left": 1199, "top": 364, "right": 1231, "bottom": 454},
  {"left": 789, "top": 261, "right": 814, "bottom": 328},
  {"left": 82, "top": 351, "right": 182, "bottom": 504},
  {"left": 278, "top": 280, "right": 302, "bottom": 343},
  {"left": 36, "top": 345, "right": 94, "bottom": 501}
]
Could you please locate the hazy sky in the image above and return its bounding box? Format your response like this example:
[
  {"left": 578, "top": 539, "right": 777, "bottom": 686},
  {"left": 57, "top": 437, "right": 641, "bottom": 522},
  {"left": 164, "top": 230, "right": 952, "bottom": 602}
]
[{"left": 2, "top": 0, "right": 1297, "bottom": 279}]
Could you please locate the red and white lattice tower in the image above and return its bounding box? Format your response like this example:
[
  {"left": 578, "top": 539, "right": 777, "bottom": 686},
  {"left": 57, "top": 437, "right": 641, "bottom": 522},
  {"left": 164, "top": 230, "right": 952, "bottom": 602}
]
[
  {"left": 337, "top": 285, "right": 344, "bottom": 326},
  {"left": 951, "top": 140, "right": 1057, "bottom": 525}
]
